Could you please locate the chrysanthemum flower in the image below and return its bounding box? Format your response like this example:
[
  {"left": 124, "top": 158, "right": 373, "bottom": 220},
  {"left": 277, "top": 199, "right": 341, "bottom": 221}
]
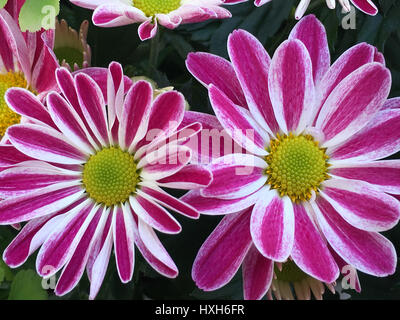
[
  {"left": 69, "top": 0, "right": 232, "bottom": 41},
  {"left": 223, "top": 0, "right": 378, "bottom": 19},
  {"left": 0, "top": 6, "right": 58, "bottom": 139},
  {"left": 0, "top": 62, "right": 211, "bottom": 299},
  {"left": 54, "top": 19, "right": 92, "bottom": 71},
  {"left": 183, "top": 14, "right": 400, "bottom": 299}
]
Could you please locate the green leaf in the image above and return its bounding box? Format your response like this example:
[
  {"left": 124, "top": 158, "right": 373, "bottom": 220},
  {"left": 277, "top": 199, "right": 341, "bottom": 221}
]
[
  {"left": 8, "top": 270, "right": 48, "bottom": 300},
  {"left": 0, "top": 0, "right": 8, "bottom": 10},
  {"left": 0, "top": 259, "right": 14, "bottom": 283},
  {"left": 18, "top": 0, "right": 60, "bottom": 32}
]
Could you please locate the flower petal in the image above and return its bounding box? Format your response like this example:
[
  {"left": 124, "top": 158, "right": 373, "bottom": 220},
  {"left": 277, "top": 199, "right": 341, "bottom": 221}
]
[
  {"left": 227, "top": 29, "right": 279, "bottom": 133},
  {"left": 157, "top": 164, "right": 212, "bottom": 189},
  {"left": 186, "top": 52, "right": 247, "bottom": 108},
  {"left": 201, "top": 154, "right": 267, "bottom": 199},
  {"left": 250, "top": 189, "right": 294, "bottom": 262},
  {"left": 192, "top": 208, "right": 252, "bottom": 291},
  {"left": 7, "top": 124, "right": 87, "bottom": 164},
  {"left": 321, "top": 178, "right": 400, "bottom": 232},
  {"left": 316, "top": 63, "right": 391, "bottom": 148},
  {"left": 268, "top": 39, "right": 315, "bottom": 134},
  {"left": 330, "top": 109, "right": 400, "bottom": 162},
  {"left": 291, "top": 203, "right": 339, "bottom": 283},
  {"left": 242, "top": 245, "right": 274, "bottom": 300},
  {"left": 313, "top": 197, "right": 397, "bottom": 277}
]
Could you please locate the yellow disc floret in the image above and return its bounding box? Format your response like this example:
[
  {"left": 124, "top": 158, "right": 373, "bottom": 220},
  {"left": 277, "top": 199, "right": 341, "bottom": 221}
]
[
  {"left": 265, "top": 133, "right": 330, "bottom": 203},
  {"left": 134, "top": 0, "right": 181, "bottom": 16},
  {"left": 82, "top": 147, "right": 140, "bottom": 206},
  {"left": 0, "top": 72, "right": 28, "bottom": 137}
]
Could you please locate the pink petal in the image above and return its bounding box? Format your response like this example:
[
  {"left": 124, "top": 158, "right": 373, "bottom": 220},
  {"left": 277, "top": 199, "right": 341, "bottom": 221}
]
[
  {"left": 181, "top": 189, "right": 260, "bottom": 216},
  {"left": 5, "top": 88, "right": 54, "bottom": 128},
  {"left": 55, "top": 206, "right": 103, "bottom": 296},
  {"left": 113, "top": 204, "right": 135, "bottom": 283},
  {"left": 0, "top": 183, "right": 84, "bottom": 224},
  {"left": 351, "top": 0, "right": 378, "bottom": 15},
  {"left": 36, "top": 200, "right": 95, "bottom": 277},
  {"left": 316, "top": 63, "right": 391, "bottom": 148},
  {"left": 92, "top": 3, "right": 147, "bottom": 27},
  {"left": 291, "top": 204, "right": 339, "bottom": 283},
  {"left": 313, "top": 197, "right": 397, "bottom": 276},
  {"left": 186, "top": 52, "right": 248, "bottom": 109},
  {"left": 208, "top": 85, "right": 268, "bottom": 156},
  {"left": 7, "top": 124, "right": 87, "bottom": 164},
  {"left": 331, "top": 160, "right": 400, "bottom": 194},
  {"left": 75, "top": 73, "right": 109, "bottom": 146},
  {"left": 0, "top": 164, "right": 80, "bottom": 197},
  {"left": 192, "top": 208, "right": 252, "bottom": 291},
  {"left": 201, "top": 154, "right": 267, "bottom": 199},
  {"left": 242, "top": 245, "right": 274, "bottom": 300},
  {"left": 138, "top": 20, "right": 158, "bottom": 41},
  {"left": 157, "top": 164, "right": 212, "bottom": 189},
  {"left": 0, "top": 145, "right": 33, "bottom": 166},
  {"left": 130, "top": 195, "right": 181, "bottom": 234},
  {"left": 321, "top": 178, "right": 400, "bottom": 232},
  {"left": 289, "top": 14, "right": 330, "bottom": 85},
  {"left": 227, "top": 29, "right": 279, "bottom": 134},
  {"left": 139, "top": 186, "right": 199, "bottom": 219},
  {"left": 250, "top": 189, "right": 294, "bottom": 262},
  {"left": 330, "top": 109, "right": 400, "bottom": 162},
  {"left": 268, "top": 39, "right": 315, "bottom": 134},
  {"left": 118, "top": 80, "right": 153, "bottom": 150}
]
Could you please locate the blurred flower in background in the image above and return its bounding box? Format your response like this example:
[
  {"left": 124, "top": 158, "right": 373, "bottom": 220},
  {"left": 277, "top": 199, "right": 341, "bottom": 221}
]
[
  {"left": 69, "top": 0, "right": 233, "bottom": 40},
  {"left": 183, "top": 14, "right": 400, "bottom": 299},
  {"left": 54, "top": 19, "right": 91, "bottom": 71}
]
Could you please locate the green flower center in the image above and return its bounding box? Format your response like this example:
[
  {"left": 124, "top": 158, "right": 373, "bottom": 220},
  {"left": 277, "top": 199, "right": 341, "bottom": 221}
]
[
  {"left": 265, "top": 133, "right": 330, "bottom": 203},
  {"left": 82, "top": 147, "right": 140, "bottom": 206},
  {"left": 0, "top": 72, "right": 27, "bottom": 137},
  {"left": 133, "top": 0, "right": 181, "bottom": 16},
  {"left": 275, "top": 260, "right": 308, "bottom": 283}
]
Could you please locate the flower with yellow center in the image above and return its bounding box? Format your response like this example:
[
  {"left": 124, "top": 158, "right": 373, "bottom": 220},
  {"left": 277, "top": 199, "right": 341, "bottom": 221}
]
[
  {"left": 185, "top": 16, "right": 400, "bottom": 301},
  {"left": 70, "top": 0, "right": 232, "bottom": 41},
  {"left": 265, "top": 133, "right": 330, "bottom": 202},
  {"left": 0, "top": 62, "right": 210, "bottom": 300}
]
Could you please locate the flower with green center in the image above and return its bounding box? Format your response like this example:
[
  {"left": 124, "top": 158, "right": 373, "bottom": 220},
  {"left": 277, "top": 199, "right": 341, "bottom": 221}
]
[
  {"left": 0, "top": 6, "right": 58, "bottom": 142},
  {"left": 70, "top": 0, "right": 232, "bottom": 41},
  {"left": 265, "top": 133, "right": 330, "bottom": 202},
  {"left": 184, "top": 15, "right": 400, "bottom": 300},
  {"left": 54, "top": 19, "right": 91, "bottom": 71},
  {"left": 0, "top": 62, "right": 211, "bottom": 299},
  {"left": 82, "top": 147, "right": 140, "bottom": 207}
]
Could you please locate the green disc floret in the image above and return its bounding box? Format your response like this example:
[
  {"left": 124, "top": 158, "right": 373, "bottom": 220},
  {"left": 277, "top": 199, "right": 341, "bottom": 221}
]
[
  {"left": 82, "top": 147, "right": 140, "bottom": 206},
  {"left": 134, "top": 0, "right": 181, "bottom": 16},
  {"left": 265, "top": 133, "right": 330, "bottom": 202}
]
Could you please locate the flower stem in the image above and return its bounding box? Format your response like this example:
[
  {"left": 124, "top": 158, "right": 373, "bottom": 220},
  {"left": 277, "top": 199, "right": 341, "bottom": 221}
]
[{"left": 147, "top": 29, "right": 160, "bottom": 77}]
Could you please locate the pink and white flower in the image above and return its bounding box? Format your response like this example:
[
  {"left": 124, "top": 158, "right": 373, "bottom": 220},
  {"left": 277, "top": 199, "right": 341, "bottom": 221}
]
[
  {"left": 183, "top": 14, "right": 400, "bottom": 299},
  {"left": 0, "top": 62, "right": 211, "bottom": 299},
  {"left": 223, "top": 0, "right": 378, "bottom": 19},
  {"left": 0, "top": 3, "right": 59, "bottom": 138},
  {"left": 69, "top": 0, "right": 232, "bottom": 41}
]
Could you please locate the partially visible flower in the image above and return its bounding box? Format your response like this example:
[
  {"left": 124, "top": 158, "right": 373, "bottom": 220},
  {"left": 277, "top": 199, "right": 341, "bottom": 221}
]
[
  {"left": 182, "top": 15, "right": 399, "bottom": 299},
  {"left": 223, "top": 0, "right": 378, "bottom": 19},
  {"left": 0, "top": 7, "right": 58, "bottom": 139},
  {"left": 0, "top": 62, "right": 211, "bottom": 299},
  {"left": 54, "top": 19, "right": 92, "bottom": 71},
  {"left": 69, "top": 0, "right": 232, "bottom": 41}
]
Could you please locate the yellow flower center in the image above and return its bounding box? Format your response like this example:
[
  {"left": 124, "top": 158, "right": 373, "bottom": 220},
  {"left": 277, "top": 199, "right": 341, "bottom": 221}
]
[
  {"left": 265, "top": 133, "right": 330, "bottom": 203},
  {"left": 82, "top": 147, "right": 141, "bottom": 207},
  {"left": 0, "top": 72, "right": 28, "bottom": 137},
  {"left": 133, "top": 0, "right": 181, "bottom": 16}
]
